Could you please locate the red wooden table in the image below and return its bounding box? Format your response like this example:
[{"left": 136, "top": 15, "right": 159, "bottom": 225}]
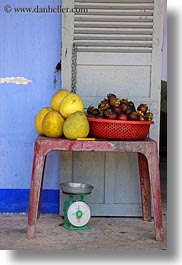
[{"left": 27, "top": 136, "right": 163, "bottom": 241}]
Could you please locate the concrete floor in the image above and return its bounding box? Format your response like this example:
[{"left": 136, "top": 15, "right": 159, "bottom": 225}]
[{"left": 0, "top": 160, "right": 167, "bottom": 251}]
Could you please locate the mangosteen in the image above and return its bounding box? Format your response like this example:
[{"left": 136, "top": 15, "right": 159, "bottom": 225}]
[
  {"left": 87, "top": 105, "right": 94, "bottom": 115},
  {"left": 90, "top": 108, "right": 100, "bottom": 116},
  {"left": 118, "top": 113, "right": 128, "bottom": 121},
  {"left": 128, "top": 112, "right": 139, "bottom": 121},
  {"left": 120, "top": 98, "right": 128, "bottom": 105},
  {"left": 112, "top": 106, "right": 122, "bottom": 115},
  {"left": 145, "top": 112, "right": 153, "bottom": 121},
  {"left": 121, "top": 104, "right": 129, "bottom": 113},
  {"left": 128, "top": 101, "right": 135, "bottom": 109},
  {"left": 108, "top": 112, "right": 118, "bottom": 120},
  {"left": 98, "top": 98, "right": 111, "bottom": 110},
  {"left": 87, "top": 114, "right": 95, "bottom": 118},
  {"left": 137, "top": 104, "right": 148, "bottom": 113},
  {"left": 103, "top": 109, "right": 111, "bottom": 118},
  {"left": 94, "top": 114, "right": 103, "bottom": 119},
  {"left": 125, "top": 108, "right": 134, "bottom": 116},
  {"left": 107, "top": 93, "right": 117, "bottom": 100},
  {"left": 104, "top": 102, "right": 111, "bottom": 110},
  {"left": 137, "top": 110, "right": 145, "bottom": 117},
  {"left": 109, "top": 97, "right": 120, "bottom": 107},
  {"left": 139, "top": 115, "right": 145, "bottom": 121}
]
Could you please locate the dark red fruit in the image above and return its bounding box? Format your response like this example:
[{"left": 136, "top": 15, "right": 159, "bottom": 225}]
[
  {"left": 107, "top": 93, "right": 117, "bottom": 100},
  {"left": 98, "top": 99, "right": 111, "bottom": 110},
  {"left": 103, "top": 109, "right": 111, "bottom": 118},
  {"left": 139, "top": 115, "right": 145, "bottom": 121},
  {"left": 121, "top": 104, "right": 129, "bottom": 113},
  {"left": 145, "top": 112, "right": 153, "bottom": 121},
  {"left": 128, "top": 112, "right": 139, "bottom": 121},
  {"left": 87, "top": 105, "right": 94, "bottom": 115},
  {"left": 109, "top": 97, "right": 120, "bottom": 107},
  {"left": 125, "top": 108, "right": 133, "bottom": 116},
  {"left": 112, "top": 106, "right": 122, "bottom": 115},
  {"left": 118, "top": 113, "right": 128, "bottom": 121},
  {"left": 108, "top": 112, "right": 118, "bottom": 120},
  {"left": 137, "top": 104, "right": 148, "bottom": 113},
  {"left": 120, "top": 98, "right": 128, "bottom": 105},
  {"left": 128, "top": 101, "right": 135, "bottom": 109},
  {"left": 87, "top": 114, "right": 95, "bottom": 118},
  {"left": 90, "top": 108, "right": 100, "bottom": 116}
]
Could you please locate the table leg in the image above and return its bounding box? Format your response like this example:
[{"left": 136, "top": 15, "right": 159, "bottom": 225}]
[
  {"left": 37, "top": 156, "right": 47, "bottom": 219},
  {"left": 147, "top": 143, "right": 163, "bottom": 241},
  {"left": 138, "top": 152, "right": 151, "bottom": 221},
  {"left": 27, "top": 142, "right": 46, "bottom": 239}
]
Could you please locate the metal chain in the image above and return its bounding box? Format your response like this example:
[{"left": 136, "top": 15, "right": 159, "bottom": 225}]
[{"left": 71, "top": 43, "right": 77, "bottom": 93}]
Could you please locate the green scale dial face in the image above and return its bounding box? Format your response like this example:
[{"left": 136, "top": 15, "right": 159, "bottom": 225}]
[
  {"left": 67, "top": 201, "right": 91, "bottom": 227},
  {"left": 76, "top": 210, "right": 83, "bottom": 218}
]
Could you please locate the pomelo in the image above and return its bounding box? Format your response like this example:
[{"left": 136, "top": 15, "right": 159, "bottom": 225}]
[
  {"left": 50, "top": 88, "right": 70, "bottom": 112},
  {"left": 59, "top": 93, "right": 84, "bottom": 118},
  {"left": 35, "top": 107, "right": 51, "bottom": 135},
  {"left": 63, "top": 111, "right": 89, "bottom": 140},
  {"left": 42, "top": 111, "right": 64, "bottom": 138}
]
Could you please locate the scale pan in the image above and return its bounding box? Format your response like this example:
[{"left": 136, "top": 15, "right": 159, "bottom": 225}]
[{"left": 60, "top": 182, "right": 94, "bottom": 194}]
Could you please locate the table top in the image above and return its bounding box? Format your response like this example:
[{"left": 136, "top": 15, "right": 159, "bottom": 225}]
[{"left": 35, "top": 136, "right": 157, "bottom": 153}]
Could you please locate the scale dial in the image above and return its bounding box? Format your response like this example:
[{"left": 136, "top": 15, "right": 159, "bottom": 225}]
[{"left": 67, "top": 201, "right": 91, "bottom": 227}]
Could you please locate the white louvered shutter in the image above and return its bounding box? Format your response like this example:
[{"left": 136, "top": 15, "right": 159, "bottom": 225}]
[
  {"left": 74, "top": 0, "right": 153, "bottom": 54},
  {"left": 60, "top": 0, "right": 164, "bottom": 217}
]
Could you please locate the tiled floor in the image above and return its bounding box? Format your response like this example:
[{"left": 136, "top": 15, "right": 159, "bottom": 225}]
[{"left": 0, "top": 160, "right": 167, "bottom": 251}]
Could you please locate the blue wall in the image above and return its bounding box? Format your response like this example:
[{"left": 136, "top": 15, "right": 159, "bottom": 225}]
[{"left": 0, "top": 0, "right": 62, "bottom": 213}]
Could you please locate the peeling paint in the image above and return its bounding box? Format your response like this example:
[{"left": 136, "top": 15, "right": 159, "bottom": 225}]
[{"left": 0, "top": 77, "right": 32, "bottom": 85}]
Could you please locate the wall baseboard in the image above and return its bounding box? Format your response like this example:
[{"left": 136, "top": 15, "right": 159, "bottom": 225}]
[{"left": 0, "top": 189, "right": 59, "bottom": 214}]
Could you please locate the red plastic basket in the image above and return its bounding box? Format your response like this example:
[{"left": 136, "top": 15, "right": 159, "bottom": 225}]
[{"left": 87, "top": 117, "right": 154, "bottom": 140}]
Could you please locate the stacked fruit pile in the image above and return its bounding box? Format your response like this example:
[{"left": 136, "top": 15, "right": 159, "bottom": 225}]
[
  {"left": 87, "top": 93, "right": 153, "bottom": 121},
  {"left": 35, "top": 89, "right": 89, "bottom": 139}
]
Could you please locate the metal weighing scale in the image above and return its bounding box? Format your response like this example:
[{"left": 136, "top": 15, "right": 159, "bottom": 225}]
[{"left": 60, "top": 182, "right": 94, "bottom": 230}]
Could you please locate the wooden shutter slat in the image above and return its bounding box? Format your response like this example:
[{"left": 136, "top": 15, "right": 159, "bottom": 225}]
[
  {"left": 75, "top": 15, "right": 153, "bottom": 22},
  {"left": 76, "top": 46, "right": 152, "bottom": 53},
  {"left": 74, "top": 27, "right": 153, "bottom": 34},
  {"left": 74, "top": 21, "right": 153, "bottom": 28},
  {"left": 74, "top": 39, "right": 152, "bottom": 47},
  {"left": 75, "top": 9, "right": 154, "bottom": 16},
  {"left": 74, "top": 34, "right": 152, "bottom": 41},
  {"left": 74, "top": 3, "right": 154, "bottom": 10}
]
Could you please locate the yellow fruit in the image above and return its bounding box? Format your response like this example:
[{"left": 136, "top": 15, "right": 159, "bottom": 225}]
[
  {"left": 59, "top": 93, "right": 84, "bottom": 118},
  {"left": 63, "top": 111, "right": 89, "bottom": 140},
  {"left": 35, "top": 107, "right": 51, "bottom": 135},
  {"left": 50, "top": 88, "right": 70, "bottom": 112},
  {"left": 42, "top": 111, "right": 64, "bottom": 138}
]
